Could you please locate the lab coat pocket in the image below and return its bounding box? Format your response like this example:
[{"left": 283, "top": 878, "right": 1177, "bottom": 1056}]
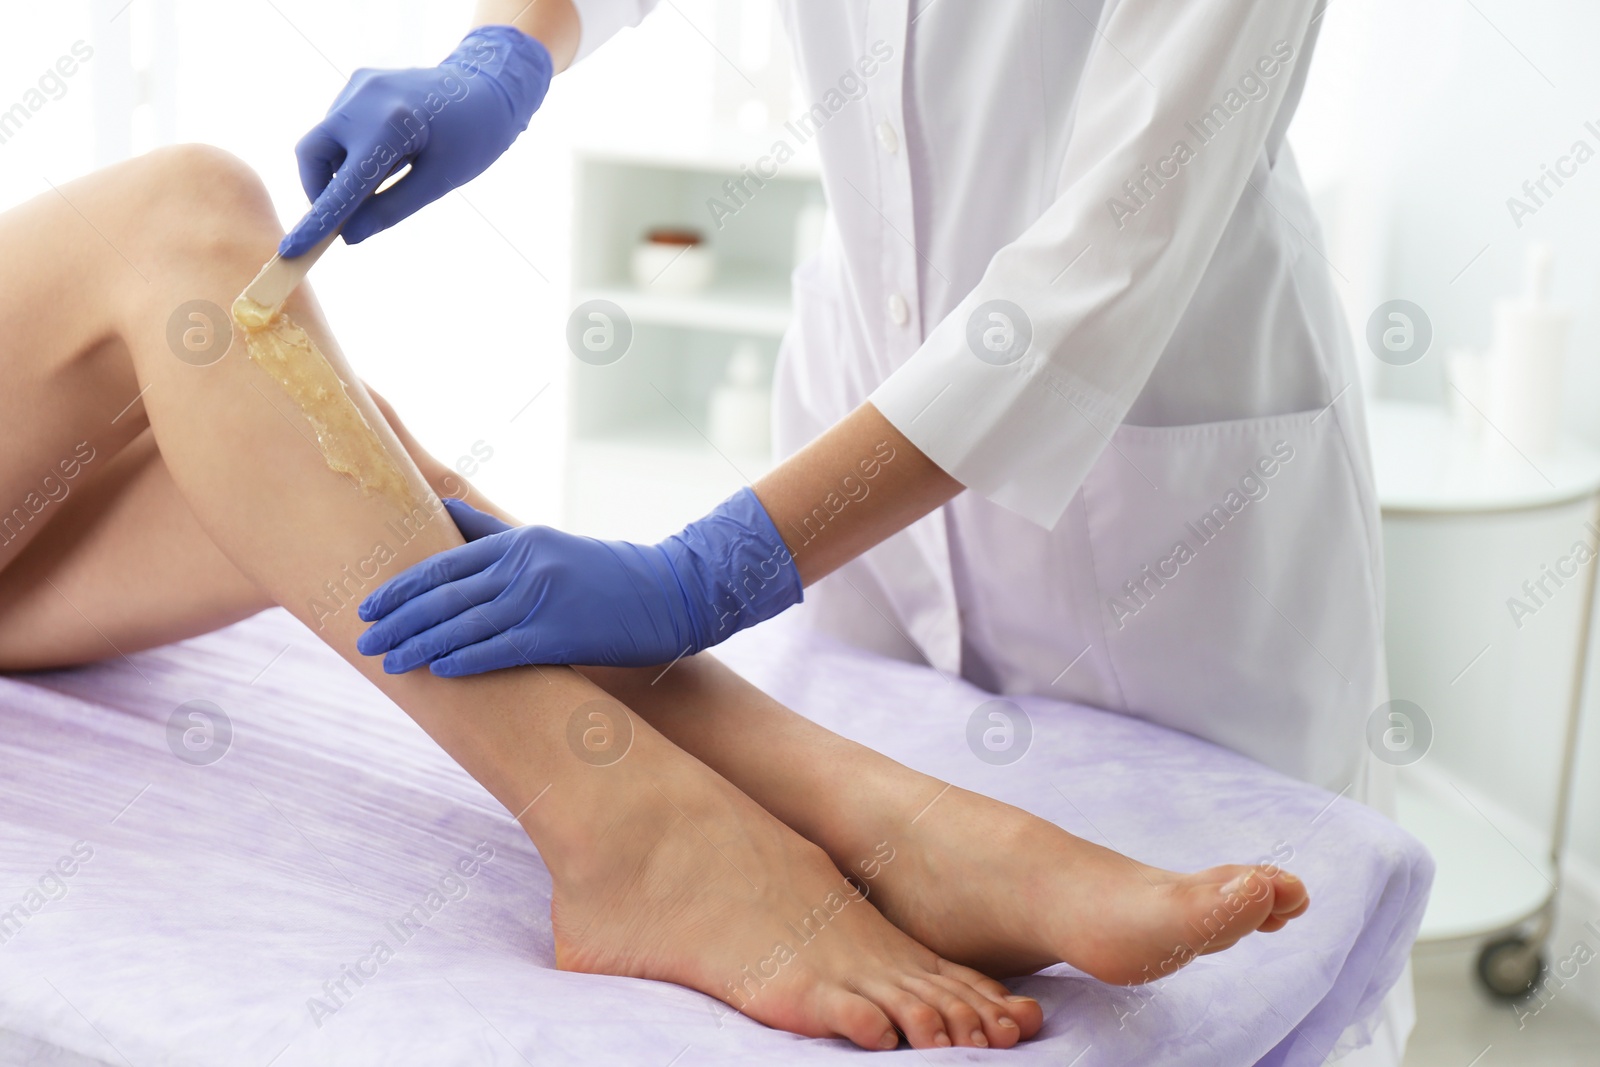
[{"left": 1078, "top": 404, "right": 1383, "bottom": 787}]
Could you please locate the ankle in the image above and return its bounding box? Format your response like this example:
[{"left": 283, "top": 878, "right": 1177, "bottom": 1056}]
[
  {"left": 800, "top": 750, "right": 947, "bottom": 876},
  {"left": 523, "top": 734, "right": 706, "bottom": 885}
]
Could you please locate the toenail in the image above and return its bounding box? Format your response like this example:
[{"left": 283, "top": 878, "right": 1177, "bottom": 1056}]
[
  {"left": 1280, "top": 872, "right": 1300, "bottom": 883},
  {"left": 879, "top": 1031, "right": 899, "bottom": 1050},
  {"left": 971, "top": 1030, "right": 989, "bottom": 1047},
  {"left": 934, "top": 1032, "right": 951, "bottom": 1048},
  {"left": 1005, "top": 995, "right": 1035, "bottom": 1003},
  {"left": 998, "top": 1016, "right": 1019, "bottom": 1029},
  {"left": 1220, "top": 873, "right": 1250, "bottom": 896}
]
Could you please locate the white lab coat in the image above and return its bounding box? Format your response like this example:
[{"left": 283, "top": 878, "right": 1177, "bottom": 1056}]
[
  {"left": 574, "top": 0, "right": 1383, "bottom": 791},
  {"left": 572, "top": 0, "right": 1402, "bottom": 1056}
]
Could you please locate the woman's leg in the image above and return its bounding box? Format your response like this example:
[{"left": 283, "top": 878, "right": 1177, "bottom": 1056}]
[
  {"left": 0, "top": 145, "right": 1038, "bottom": 1051},
  {"left": 0, "top": 391, "right": 472, "bottom": 670},
  {"left": 364, "top": 337, "right": 1312, "bottom": 982},
  {"left": 0, "top": 427, "right": 269, "bottom": 666}
]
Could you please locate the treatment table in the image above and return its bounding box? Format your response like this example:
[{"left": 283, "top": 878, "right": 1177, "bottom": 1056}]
[{"left": 0, "top": 609, "right": 1430, "bottom": 1066}]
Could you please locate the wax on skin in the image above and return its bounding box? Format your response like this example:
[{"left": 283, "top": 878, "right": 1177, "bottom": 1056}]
[{"left": 231, "top": 297, "right": 422, "bottom": 510}]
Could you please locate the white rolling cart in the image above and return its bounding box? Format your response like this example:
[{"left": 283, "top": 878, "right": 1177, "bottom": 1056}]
[{"left": 1370, "top": 399, "right": 1600, "bottom": 999}]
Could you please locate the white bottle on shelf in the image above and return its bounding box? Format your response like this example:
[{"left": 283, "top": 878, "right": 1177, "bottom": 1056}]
[
  {"left": 708, "top": 342, "right": 772, "bottom": 456},
  {"left": 1485, "top": 243, "right": 1570, "bottom": 457}
]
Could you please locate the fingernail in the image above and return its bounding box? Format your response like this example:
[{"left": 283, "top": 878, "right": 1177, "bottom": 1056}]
[
  {"left": 879, "top": 1031, "right": 898, "bottom": 1050},
  {"left": 971, "top": 1030, "right": 988, "bottom": 1048},
  {"left": 934, "top": 1032, "right": 951, "bottom": 1048},
  {"left": 998, "top": 1016, "right": 1019, "bottom": 1029},
  {"left": 1221, "top": 874, "right": 1251, "bottom": 897}
]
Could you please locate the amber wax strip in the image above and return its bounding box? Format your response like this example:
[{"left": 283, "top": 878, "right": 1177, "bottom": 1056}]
[{"left": 232, "top": 297, "right": 419, "bottom": 509}]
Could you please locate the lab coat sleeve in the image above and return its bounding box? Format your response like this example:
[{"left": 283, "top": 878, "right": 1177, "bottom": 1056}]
[
  {"left": 868, "top": 0, "right": 1323, "bottom": 529},
  {"left": 568, "top": 0, "right": 664, "bottom": 63}
]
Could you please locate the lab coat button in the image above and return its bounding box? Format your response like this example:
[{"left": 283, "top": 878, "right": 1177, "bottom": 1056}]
[
  {"left": 876, "top": 121, "right": 899, "bottom": 155},
  {"left": 888, "top": 293, "right": 910, "bottom": 326}
]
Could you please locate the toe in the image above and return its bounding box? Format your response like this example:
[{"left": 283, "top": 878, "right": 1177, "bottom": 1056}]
[
  {"left": 860, "top": 981, "right": 950, "bottom": 1050},
  {"left": 899, "top": 975, "right": 990, "bottom": 1048},
  {"left": 919, "top": 972, "right": 1029, "bottom": 1048},
  {"left": 1259, "top": 895, "right": 1311, "bottom": 933},
  {"left": 820, "top": 987, "right": 899, "bottom": 1051},
  {"left": 934, "top": 958, "right": 1044, "bottom": 1039},
  {"left": 1185, "top": 865, "right": 1276, "bottom": 953},
  {"left": 1269, "top": 870, "right": 1310, "bottom": 917}
]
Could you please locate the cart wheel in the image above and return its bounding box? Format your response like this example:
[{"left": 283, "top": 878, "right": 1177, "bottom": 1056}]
[{"left": 1477, "top": 936, "right": 1545, "bottom": 1000}]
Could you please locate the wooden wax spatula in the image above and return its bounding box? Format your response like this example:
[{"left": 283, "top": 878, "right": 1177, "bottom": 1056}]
[{"left": 236, "top": 228, "right": 341, "bottom": 318}]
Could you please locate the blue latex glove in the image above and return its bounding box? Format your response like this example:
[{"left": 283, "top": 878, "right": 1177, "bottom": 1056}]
[
  {"left": 356, "top": 490, "right": 803, "bottom": 675},
  {"left": 279, "top": 24, "right": 552, "bottom": 257}
]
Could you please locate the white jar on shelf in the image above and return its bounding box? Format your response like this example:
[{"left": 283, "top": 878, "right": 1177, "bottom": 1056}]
[{"left": 631, "top": 227, "right": 715, "bottom": 295}]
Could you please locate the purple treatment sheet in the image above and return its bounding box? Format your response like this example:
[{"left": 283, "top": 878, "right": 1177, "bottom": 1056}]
[{"left": 0, "top": 608, "right": 1430, "bottom": 1066}]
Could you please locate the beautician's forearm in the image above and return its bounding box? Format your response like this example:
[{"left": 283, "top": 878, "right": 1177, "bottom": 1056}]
[
  {"left": 752, "top": 401, "right": 962, "bottom": 586},
  {"left": 475, "top": 0, "right": 580, "bottom": 71}
]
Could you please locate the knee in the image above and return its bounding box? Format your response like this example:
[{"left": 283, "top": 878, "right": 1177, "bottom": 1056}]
[
  {"left": 138, "top": 144, "right": 273, "bottom": 219},
  {"left": 128, "top": 144, "right": 280, "bottom": 260}
]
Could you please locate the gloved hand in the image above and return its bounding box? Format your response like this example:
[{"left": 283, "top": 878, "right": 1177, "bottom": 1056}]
[
  {"left": 279, "top": 24, "right": 553, "bottom": 257},
  {"left": 356, "top": 490, "right": 804, "bottom": 675}
]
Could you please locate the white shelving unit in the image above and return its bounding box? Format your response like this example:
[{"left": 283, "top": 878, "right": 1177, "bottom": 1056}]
[
  {"left": 563, "top": 138, "right": 824, "bottom": 541},
  {"left": 573, "top": 275, "right": 796, "bottom": 337}
]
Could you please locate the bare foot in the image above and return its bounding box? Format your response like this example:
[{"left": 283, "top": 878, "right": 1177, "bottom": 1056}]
[
  {"left": 542, "top": 744, "right": 1046, "bottom": 1050},
  {"left": 567, "top": 660, "right": 1305, "bottom": 994},
  {"left": 822, "top": 770, "right": 1310, "bottom": 983}
]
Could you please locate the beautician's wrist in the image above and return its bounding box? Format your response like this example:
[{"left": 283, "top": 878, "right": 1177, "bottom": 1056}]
[
  {"left": 473, "top": 0, "right": 579, "bottom": 72},
  {"left": 448, "top": 25, "right": 554, "bottom": 126},
  {"left": 660, "top": 487, "right": 803, "bottom": 651}
]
